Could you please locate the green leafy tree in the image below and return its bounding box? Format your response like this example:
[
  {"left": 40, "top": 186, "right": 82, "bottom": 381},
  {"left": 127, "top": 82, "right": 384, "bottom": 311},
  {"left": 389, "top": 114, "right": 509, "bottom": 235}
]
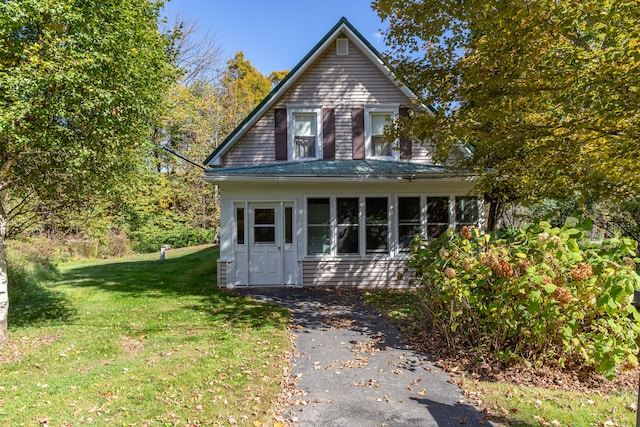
[
  {"left": 374, "top": 0, "right": 640, "bottom": 204},
  {"left": 0, "top": 0, "right": 176, "bottom": 345}
]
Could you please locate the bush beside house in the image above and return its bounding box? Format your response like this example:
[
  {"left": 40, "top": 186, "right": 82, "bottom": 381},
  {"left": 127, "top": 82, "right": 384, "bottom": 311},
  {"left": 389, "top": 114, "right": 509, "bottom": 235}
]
[{"left": 409, "top": 219, "right": 640, "bottom": 379}]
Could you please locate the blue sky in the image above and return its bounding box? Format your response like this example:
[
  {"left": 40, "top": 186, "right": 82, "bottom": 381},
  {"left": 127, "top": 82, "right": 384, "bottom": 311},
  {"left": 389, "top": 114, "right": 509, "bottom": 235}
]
[{"left": 162, "top": 0, "right": 387, "bottom": 75}]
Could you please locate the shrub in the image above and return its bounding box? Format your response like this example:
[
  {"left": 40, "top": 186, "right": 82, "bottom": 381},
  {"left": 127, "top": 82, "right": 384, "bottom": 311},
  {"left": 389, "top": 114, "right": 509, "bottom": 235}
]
[
  {"left": 130, "top": 221, "right": 214, "bottom": 253},
  {"left": 409, "top": 219, "right": 640, "bottom": 379},
  {"left": 5, "top": 247, "right": 74, "bottom": 327}
]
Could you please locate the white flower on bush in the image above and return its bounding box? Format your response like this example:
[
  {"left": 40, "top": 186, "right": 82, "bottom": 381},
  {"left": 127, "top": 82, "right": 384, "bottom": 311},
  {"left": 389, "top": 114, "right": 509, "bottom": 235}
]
[
  {"left": 537, "top": 232, "right": 550, "bottom": 243},
  {"left": 564, "top": 216, "right": 579, "bottom": 228}
]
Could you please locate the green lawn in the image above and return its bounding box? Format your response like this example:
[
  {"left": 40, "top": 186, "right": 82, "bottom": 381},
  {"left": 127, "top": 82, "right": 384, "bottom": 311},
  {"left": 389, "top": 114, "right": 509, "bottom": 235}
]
[{"left": 1, "top": 246, "right": 291, "bottom": 426}]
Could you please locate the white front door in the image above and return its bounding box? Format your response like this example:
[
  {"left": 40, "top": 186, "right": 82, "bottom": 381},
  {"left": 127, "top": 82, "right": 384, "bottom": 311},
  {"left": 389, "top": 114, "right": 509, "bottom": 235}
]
[{"left": 248, "top": 205, "right": 282, "bottom": 285}]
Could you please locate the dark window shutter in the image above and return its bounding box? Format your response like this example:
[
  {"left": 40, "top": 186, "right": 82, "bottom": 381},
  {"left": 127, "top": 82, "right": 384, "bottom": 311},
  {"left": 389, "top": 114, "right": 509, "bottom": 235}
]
[
  {"left": 322, "top": 108, "right": 335, "bottom": 159},
  {"left": 274, "top": 108, "right": 287, "bottom": 160},
  {"left": 351, "top": 107, "right": 365, "bottom": 159},
  {"left": 399, "top": 107, "right": 411, "bottom": 159}
]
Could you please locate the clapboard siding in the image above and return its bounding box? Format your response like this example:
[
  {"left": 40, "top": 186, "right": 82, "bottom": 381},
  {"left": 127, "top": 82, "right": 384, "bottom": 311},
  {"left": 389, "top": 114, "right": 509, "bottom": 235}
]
[
  {"left": 410, "top": 141, "right": 435, "bottom": 163},
  {"left": 276, "top": 37, "right": 407, "bottom": 106},
  {"left": 223, "top": 32, "right": 417, "bottom": 167},
  {"left": 302, "top": 259, "right": 413, "bottom": 289},
  {"left": 223, "top": 113, "right": 280, "bottom": 166}
]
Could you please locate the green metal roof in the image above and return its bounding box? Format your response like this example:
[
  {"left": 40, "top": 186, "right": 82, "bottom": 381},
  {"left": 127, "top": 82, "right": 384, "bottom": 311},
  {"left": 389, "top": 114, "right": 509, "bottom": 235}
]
[
  {"left": 203, "top": 17, "right": 431, "bottom": 166},
  {"left": 203, "top": 159, "right": 462, "bottom": 180}
]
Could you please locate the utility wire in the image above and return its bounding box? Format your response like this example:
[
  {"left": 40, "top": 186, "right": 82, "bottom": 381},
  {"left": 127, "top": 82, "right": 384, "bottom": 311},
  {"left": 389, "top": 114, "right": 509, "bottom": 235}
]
[{"left": 155, "top": 143, "right": 205, "bottom": 170}]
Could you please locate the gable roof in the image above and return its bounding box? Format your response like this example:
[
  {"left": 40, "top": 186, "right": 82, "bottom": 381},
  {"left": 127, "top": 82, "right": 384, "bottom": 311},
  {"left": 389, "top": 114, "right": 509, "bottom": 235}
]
[
  {"left": 203, "top": 17, "right": 423, "bottom": 167},
  {"left": 202, "top": 159, "right": 469, "bottom": 182}
]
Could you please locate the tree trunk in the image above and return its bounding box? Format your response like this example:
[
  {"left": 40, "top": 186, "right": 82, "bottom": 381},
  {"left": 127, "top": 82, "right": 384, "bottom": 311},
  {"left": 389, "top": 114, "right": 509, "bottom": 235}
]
[
  {"left": 487, "top": 200, "right": 501, "bottom": 232},
  {"left": 0, "top": 212, "right": 8, "bottom": 346}
]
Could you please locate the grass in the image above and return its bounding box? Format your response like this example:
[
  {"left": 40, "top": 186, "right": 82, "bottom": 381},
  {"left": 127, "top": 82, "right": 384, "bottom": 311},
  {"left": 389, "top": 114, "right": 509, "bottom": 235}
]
[
  {"left": 363, "top": 290, "right": 638, "bottom": 427},
  {"left": 461, "top": 380, "right": 636, "bottom": 427},
  {"left": 1, "top": 246, "right": 291, "bottom": 426}
]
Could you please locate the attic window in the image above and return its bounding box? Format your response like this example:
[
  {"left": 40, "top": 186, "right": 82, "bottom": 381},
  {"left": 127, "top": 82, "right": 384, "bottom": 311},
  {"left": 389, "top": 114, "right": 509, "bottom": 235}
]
[{"left": 336, "top": 38, "right": 349, "bottom": 56}]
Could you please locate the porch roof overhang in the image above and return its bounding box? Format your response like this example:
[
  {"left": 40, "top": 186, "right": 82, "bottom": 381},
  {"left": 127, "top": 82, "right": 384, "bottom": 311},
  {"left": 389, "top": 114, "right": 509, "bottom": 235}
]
[{"left": 202, "top": 159, "right": 474, "bottom": 183}]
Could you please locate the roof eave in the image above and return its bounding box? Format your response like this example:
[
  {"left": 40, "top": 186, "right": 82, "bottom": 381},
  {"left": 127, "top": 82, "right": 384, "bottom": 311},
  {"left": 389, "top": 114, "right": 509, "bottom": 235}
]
[{"left": 202, "top": 173, "right": 475, "bottom": 183}]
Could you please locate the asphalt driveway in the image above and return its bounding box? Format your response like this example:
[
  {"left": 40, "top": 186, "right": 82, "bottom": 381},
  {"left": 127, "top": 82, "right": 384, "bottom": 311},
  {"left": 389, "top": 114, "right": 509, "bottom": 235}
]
[{"left": 235, "top": 287, "right": 492, "bottom": 427}]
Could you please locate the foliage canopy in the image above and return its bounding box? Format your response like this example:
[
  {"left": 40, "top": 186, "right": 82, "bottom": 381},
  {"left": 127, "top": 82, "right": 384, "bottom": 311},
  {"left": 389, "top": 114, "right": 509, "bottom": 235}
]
[
  {"left": 374, "top": 0, "right": 640, "bottom": 203},
  {"left": 0, "top": 0, "right": 176, "bottom": 206},
  {"left": 0, "top": 0, "right": 177, "bottom": 345}
]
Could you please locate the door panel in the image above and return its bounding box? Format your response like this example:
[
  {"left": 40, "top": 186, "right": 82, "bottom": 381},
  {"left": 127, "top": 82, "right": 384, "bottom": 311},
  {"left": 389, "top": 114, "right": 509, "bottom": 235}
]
[{"left": 249, "top": 205, "right": 282, "bottom": 285}]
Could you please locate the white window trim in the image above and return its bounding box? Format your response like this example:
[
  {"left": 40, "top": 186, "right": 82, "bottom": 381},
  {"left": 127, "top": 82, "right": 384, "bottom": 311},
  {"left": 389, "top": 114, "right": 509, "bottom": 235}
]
[
  {"left": 395, "top": 194, "right": 422, "bottom": 255},
  {"left": 303, "top": 194, "right": 481, "bottom": 259},
  {"left": 365, "top": 106, "right": 399, "bottom": 160},
  {"left": 288, "top": 107, "right": 323, "bottom": 161}
]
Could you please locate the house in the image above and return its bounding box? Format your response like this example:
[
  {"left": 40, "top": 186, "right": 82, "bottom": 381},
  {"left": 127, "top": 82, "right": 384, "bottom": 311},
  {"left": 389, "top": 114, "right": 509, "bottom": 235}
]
[{"left": 203, "top": 17, "right": 481, "bottom": 288}]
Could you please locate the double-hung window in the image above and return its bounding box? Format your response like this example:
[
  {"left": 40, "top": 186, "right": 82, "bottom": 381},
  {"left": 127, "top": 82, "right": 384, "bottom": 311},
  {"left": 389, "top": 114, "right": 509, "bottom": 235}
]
[
  {"left": 455, "top": 196, "right": 479, "bottom": 230},
  {"left": 365, "top": 107, "right": 398, "bottom": 159},
  {"left": 427, "top": 197, "right": 451, "bottom": 239},
  {"left": 398, "top": 197, "right": 421, "bottom": 250},
  {"left": 307, "top": 198, "right": 330, "bottom": 255},
  {"left": 366, "top": 197, "right": 388, "bottom": 253},
  {"left": 289, "top": 108, "right": 322, "bottom": 160},
  {"left": 337, "top": 198, "right": 360, "bottom": 254}
]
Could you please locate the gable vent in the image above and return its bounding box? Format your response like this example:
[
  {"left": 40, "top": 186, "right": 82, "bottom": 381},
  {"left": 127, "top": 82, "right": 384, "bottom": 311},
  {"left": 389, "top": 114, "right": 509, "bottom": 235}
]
[{"left": 336, "top": 38, "right": 349, "bottom": 56}]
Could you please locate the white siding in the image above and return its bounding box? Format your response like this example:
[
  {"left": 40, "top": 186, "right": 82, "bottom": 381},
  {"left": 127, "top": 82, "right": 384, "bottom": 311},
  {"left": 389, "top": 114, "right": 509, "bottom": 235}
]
[
  {"left": 302, "top": 259, "right": 412, "bottom": 289},
  {"left": 214, "top": 179, "right": 478, "bottom": 289}
]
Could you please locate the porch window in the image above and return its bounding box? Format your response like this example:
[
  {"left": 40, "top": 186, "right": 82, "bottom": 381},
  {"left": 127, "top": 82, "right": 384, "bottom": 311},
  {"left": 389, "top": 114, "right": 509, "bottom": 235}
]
[
  {"left": 307, "top": 198, "right": 330, "bottom": 255},
  {"left": 285, "top": 207, "right": 293, "bottom": 244},
  {"left": 236, "top": 207, "right": 245, "bottom": 245},
  {"left": 455, "top": 196, "right": 479, "bottom": 230},
  {"left": 366, "top": 197, "right": 388, "bottom": 254},
  {"left": 289, "top": 108, "right": 322, "bottom": 160},
  {"left": 398, "top": 197, "right": 421, "bottom": 250},
  {"left": 254, "top": 208, "right": 276, "bottom": 244},
  {"left": 426, "top": 197, "right": 450, "bottom": 239},
  {"left": 303, "top": 195, "right": 480, "bottom": 257},
  {"left": 337, "top": 198, "right": 360, "bottom": 254}
]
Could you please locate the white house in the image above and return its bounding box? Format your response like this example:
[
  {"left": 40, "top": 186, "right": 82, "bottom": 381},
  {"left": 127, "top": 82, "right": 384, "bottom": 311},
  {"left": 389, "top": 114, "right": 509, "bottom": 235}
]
[{"left": 203, "top": 18, "right": 481, "bottom": 288}]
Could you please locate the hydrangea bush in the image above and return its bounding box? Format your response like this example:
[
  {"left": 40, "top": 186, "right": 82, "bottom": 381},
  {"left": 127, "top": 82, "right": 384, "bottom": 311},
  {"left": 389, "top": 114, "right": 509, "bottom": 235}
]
[{"left": 409, "top": 219, "right": 640, "bottom": 378}]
